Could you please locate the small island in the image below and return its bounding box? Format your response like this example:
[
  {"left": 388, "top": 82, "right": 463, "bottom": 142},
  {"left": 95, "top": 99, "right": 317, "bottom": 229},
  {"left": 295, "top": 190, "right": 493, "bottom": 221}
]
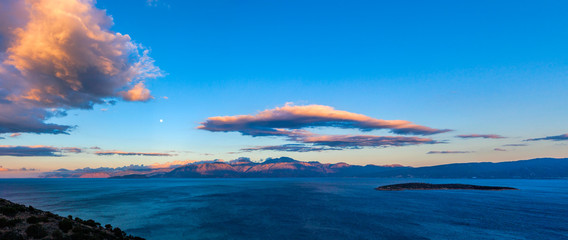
[
  {"left": 0, "top": 198, "right": 144, "bottom": 240},
  {"left": 375, "top": 183, "right": 518, "bottom": 191}
]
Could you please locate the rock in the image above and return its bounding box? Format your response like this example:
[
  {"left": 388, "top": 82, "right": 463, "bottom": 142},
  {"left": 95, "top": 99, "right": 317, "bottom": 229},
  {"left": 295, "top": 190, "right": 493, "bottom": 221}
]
[{"left": 375, "top": 183, "right": 518, "bottom": 191}]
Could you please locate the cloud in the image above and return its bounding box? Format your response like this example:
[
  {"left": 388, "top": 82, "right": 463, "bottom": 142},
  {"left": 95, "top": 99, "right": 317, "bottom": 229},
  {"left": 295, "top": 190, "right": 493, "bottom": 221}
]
[
  {"left": 524, "top": 133, "right": 568, "bottom": 142},
  {"left": 119, "top": 82, "right": 153, "bottom": 102},
  {"left": 0, "top": 0, "right": 162, "bottom": 134},
  {"left": 61, "top": 147, "right": 82, "bottom": 153},
  {"left": 503, "top": 143, "right": 528, "bottom": 147},
  {"left": 302, "top": 134, "right": 437, "bottom": 148},
  {"left": 199, "top": 104, "right": 445, "bottom": 151},
  {"left": 456, "top": 134, "right": 505, "bottom": 139},
  {"left": 427, "top": 151, "right": 472, "bottom": 154},
  {"left": 95, "top": 150, "right": 174, "bottom": 156},
  {"left": 0, "top": 166, "right": 38, "bottom": 172},
  {"left": 0, "top": 145, "right": 60, "bottom": 157},
  {"left": 243, "top": 128, "right": 438, "bottom": 150},
  {"left": 198, "top": 104, "right": 450, "bottom": 136},
  {"left": 494, "top": 148, "right": 507, "bottom": 151},
  {"left": 241, "top": 144, "right": 343, "bottom": 152},
  {"left": 9, "top": 133, "right": 21, "bottom": 137}
]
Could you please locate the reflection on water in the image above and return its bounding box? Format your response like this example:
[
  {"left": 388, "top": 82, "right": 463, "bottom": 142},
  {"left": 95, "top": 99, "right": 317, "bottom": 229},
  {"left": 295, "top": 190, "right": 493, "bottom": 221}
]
[{"left": 1, "top": 178, "right": 567, "bottom": 240}]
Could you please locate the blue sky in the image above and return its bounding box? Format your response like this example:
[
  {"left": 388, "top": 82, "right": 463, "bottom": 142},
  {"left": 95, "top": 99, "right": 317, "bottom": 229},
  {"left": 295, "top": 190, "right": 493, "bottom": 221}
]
[{"left": 1, "top": 0, "right": 567, "bottom": 173}]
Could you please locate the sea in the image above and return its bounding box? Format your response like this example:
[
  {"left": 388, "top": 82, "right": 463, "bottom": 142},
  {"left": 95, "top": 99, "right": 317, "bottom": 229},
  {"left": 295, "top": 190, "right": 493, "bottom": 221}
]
[{"left": 0, "top": 178, "right": 566, "bottom": 240}]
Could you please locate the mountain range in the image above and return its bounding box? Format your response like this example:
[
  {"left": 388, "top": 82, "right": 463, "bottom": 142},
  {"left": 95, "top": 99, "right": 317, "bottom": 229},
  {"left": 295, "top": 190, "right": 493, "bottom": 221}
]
[{"left": 55, "top": 157, "right": 568, "bottom": 179}]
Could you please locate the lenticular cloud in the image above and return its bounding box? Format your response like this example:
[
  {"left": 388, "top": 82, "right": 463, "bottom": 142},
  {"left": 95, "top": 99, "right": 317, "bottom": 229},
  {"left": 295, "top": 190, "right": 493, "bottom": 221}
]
[{"left": 0, "top": 0, "right": 162, "bottom": 134}]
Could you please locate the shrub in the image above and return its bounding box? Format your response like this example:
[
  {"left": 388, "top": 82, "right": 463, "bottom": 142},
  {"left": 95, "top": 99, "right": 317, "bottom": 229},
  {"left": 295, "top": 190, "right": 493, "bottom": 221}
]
[
  {"left": 113, "top": 227, "right": 126, "bottom": 238},
  {"left": 0, "top": 207, "right": 18, "bottom": 217},
  {"left": 0, "top": 232, "right": 25, "bottom": 240},
  {"left": 51, "top": 230, "right": 64, "bottom": 240},
  {"left": 0, "top": 218, "right": 7, "bottom": 228},
  {"left": 0, "top": 218, "right": 22, "bottom": 228},
  {"left": 25, "top": 224, "right": 48, "bottom": 239},
  {"left": 26, "top": 216, "right": 39, "bottom": 224},
  {"left": 59, "top": 219, "right": 73, "bottom": 233},
  {"left": 84, "top": 219, "right": 98, "bottom": 227}
]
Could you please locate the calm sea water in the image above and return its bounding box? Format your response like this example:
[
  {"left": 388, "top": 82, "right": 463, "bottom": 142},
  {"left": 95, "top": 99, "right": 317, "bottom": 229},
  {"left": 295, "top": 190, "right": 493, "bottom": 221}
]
[{"left": 0, "top": 178, "right": 566, "bottom": 240}]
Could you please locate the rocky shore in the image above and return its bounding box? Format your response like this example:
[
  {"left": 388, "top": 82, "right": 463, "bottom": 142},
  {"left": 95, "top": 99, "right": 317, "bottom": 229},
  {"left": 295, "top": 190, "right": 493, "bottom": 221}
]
[
  {"left": 0, "top": 198, "right": 144, "bottom": 240},
  {"left": 375, "top": 183, "right": 518, "bottom": 191}
]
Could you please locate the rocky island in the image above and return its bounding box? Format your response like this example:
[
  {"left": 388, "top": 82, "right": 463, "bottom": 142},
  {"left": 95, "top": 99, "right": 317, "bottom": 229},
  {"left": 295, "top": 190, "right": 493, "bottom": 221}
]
[
  {"left": 0, "top": 198, "right": 143, "bottom": 240},
  {"left": 375, "top": 183, "right": 518, "bottom": 191}
]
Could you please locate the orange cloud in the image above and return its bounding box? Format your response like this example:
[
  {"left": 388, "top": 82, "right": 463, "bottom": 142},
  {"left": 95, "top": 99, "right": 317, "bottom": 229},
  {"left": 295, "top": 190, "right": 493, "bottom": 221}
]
[
  {"left": 0, "top": 0, "right": 162, "bottom": 134},
  {"left": 120, "top": 82, "right": 152, "bottom": 102}
]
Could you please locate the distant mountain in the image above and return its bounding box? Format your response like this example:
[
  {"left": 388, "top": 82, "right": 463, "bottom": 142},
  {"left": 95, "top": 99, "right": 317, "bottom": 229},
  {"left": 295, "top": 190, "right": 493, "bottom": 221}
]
[
  {"left": 158, "top": 157, "right": 568, "bottom": 179},
  {"left": 44, "top": 157, "right": 568, "bottom": 179},
  {"left": 161, "top": 157, "right": 402, "bottom": 178},
  {"left": 370, "top": 158, "right": 568, "bottom": 179}
]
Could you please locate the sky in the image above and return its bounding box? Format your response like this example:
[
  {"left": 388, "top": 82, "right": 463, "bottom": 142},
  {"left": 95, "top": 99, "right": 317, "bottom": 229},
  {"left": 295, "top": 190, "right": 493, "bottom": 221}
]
[{"left": 1, "top": 0, "right": 567, "bottom": 176}]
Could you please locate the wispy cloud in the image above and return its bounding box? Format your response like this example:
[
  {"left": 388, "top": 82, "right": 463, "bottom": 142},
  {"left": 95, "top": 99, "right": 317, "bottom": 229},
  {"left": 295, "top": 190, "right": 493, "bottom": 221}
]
[
  {"left": 503, "top": 143, "right": 528, "bottom": 147},
  {"left": 0, "top": 145, "right": 60, "bottom": 157},
  {"left": 242, "top": 144, "right": 342, "bottom": 152},
  {"left": 0, "top": 0, "right": 162, "bottom": 135},
  {"left": 494, "top": 148, "right": 507, "bottom": 151},
  {"left": 427, "top": 150, "right": 472, "bottom": 154},
  {"left": 0, "top": 166, "right": 38, "bottom": 172},
  {"left": 198, "top": 103, "right": 451, "bottom": 136},
  {"left": 524, "top": 133, "right": 568, "bottom": 142},
  {"left": 303, "top": 134, "right": 437, "bottom": 148},
  {"left": 61, "top": 147, "right": 82, "bottom": 153},
  {"left": 9, "top": 133, "right": 21, "bottom": 137},
  {"left": 95, "top": 150, "right": 174, "bottom": 156},
  {"left": 456, "top": 134, "right": 505, "bottom": 139}
]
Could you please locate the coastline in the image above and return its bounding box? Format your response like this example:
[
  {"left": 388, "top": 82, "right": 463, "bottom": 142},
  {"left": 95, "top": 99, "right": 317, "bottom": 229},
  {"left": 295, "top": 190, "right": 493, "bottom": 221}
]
[{"left": 0, "top": 198, "right": 144, "bottom": 240}]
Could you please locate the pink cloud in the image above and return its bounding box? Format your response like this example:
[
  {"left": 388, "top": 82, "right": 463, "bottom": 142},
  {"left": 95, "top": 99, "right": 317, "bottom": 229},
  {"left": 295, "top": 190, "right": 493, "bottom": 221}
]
[
  {"left": 0, "top": 0, "right": 162, "bottom": 134},
  {"left": 95, "top": 150, "right": 174, "bottom": 156},
  {"left": 9, "top": 133, "right": 21, "bottom": 137},
  {"left": 427, "top": 151, "right": 472, "bottom": 154},
  {"left": 199, "top": 104, "right": 445, "bottom": 151},
  {"left": 303, "top": 134, "right": 437, "bottom": 147},
  {"left": 198, "top": 103, "right": 450, "bottom": 136},
  {"left": 241, "top": 144, "right": 342, "bottom": 152}
]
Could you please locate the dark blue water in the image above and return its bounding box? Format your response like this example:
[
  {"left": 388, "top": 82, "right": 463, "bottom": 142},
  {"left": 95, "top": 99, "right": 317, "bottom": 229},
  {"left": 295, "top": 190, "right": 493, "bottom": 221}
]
[{"left": 0, "top": 178, "right": 566, "bottom": 240}]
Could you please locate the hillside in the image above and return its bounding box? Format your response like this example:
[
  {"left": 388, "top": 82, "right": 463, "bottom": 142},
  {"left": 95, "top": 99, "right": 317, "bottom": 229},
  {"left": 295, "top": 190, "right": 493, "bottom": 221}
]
[{"left": 0, "top": 198, "right": 143, "bottom": 240}]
